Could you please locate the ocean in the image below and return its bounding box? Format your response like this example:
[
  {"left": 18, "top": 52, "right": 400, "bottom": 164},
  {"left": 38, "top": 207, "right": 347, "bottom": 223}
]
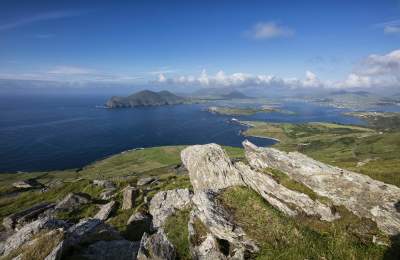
[{"left": 0, "top": 94, "right": 364, "bottom": 172}]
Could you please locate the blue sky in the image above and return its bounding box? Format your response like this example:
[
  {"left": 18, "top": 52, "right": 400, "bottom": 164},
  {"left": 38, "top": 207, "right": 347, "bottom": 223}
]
[{"left": 0, "top": 0, "right": 399, "bottom": 89}]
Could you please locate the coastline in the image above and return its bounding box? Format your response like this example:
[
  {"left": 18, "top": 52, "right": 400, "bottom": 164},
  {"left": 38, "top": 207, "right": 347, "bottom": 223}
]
[{"left": 234, "top": 119, "right": 281, "bottom": 143}]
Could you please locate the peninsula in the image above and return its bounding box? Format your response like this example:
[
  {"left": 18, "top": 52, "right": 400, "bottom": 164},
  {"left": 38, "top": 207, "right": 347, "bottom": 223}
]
[{"left": 106, "top": 90, "right": 186, "bottom": 108}]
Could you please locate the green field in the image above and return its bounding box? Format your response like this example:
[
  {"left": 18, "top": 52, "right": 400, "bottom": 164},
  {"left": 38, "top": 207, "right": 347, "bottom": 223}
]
[{"left": 207, "top": 106, "right": 283, "bottom": 116}]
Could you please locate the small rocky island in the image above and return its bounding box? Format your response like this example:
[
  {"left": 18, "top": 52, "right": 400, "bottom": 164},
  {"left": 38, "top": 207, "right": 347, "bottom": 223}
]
[{"left": 106, "top": 90, "right": 186, "bottom": 108}]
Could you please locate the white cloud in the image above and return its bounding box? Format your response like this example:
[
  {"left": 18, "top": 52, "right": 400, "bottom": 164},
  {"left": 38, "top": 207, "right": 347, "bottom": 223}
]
[
  {"left": 334, "top": 49, "right": 400, "bottom": 88},
  {"left": 154, "top": 69, "right": 318, "bottom": 89},
  {"left": 373, "top": 19, "right": 400, "bottom": 35},
  {"left": 0, "top": 65, "right": 143, "bottom": 83},
  {"left": 0, "top": 10, "right": 89, "bottom": 32},
  {"left": 358, "top": 49, "right": 400, "bottom": 76},
  {"left": 47, "top": 66, "right": 95, "bottom": 75},
  {"left": 303, "top": 70, "right": 323, "bottom": 88},
  {"left": 384, "top": 25, "right": 400, "bottom": 34},
  {"left": 158, "top": 73, "right": 167, "bottom": 82},
  {"left": 153, "top": 49, "right": 400, "bottom": 89},
  {"left": 249, "top": 22, "right": 294, "bottom": 39}
]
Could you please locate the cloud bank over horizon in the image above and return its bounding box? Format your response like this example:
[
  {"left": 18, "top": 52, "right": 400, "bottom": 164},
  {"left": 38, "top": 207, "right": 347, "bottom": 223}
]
[
  {"left": 0, "top": 49, "right": 399, "bottom": 92},
  {"left": 154, "top": 49, "right": 400, "bottom": 90}
]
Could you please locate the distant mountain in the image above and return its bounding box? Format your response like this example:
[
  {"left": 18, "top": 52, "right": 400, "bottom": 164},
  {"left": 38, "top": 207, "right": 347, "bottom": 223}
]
[
  {"left": 221, "top": 91, "right": 250, "bottom": 99},
  {"left": 192, "top": 88, "right": 250, "bottom": 99},
  {"left": 330, "top": 90, "right": 370, "bottom": 97},
  {"left": 106, "top": 90, "right": 185, "bottom": 108}
]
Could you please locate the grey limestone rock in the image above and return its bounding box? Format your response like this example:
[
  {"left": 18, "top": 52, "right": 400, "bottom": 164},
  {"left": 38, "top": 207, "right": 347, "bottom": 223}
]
[
  {"left": 243, "top": 140, "right": 400, "bottom": 235},
  {"left": 149, "top": 188, "right": 192, "bottom": 228},
  {"left": 137, "top": 229, "right": 176, "bottom": 260},
  {"left": 93, "top": 201, "right": 116, "bottom": 221}
]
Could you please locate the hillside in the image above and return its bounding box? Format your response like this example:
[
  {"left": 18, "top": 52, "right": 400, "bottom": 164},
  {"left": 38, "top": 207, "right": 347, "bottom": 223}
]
[
  {"left": 1, "top": 120, "right": 400, "bottom": 259},
  {"left": 106, "top": 90, "right": 186, "bottom": 108}
]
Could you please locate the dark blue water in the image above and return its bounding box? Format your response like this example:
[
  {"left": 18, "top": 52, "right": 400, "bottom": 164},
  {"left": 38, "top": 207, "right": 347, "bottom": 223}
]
[{"left": 0, "top": 95, "right": 364, "bottom": 173}]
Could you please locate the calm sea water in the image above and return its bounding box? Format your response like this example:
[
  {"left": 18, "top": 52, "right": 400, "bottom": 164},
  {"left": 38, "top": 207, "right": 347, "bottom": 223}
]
[{"left": 0, "top": 95, "right": 364, "bottom": 172}]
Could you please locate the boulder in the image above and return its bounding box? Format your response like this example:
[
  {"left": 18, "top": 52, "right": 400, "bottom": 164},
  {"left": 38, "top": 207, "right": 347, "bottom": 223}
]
[
  {"left": 243, "top": 140, "right": 400, "bottom": 235},
  {"left": 80, "top": 240, "right": 140, "bottom": 260},
  {"left": 182, "top": 142, "right": 337, "bottom": 221},
  {"left": 12, "top": 179, "right": 42, "bottom": 189},
  {"left": 191, "top": 190, "right": 258, "bottom": 257},
  {"left": 235, "top": 161, "right": 339, "bottom": 221},
  {"left": 137, "top": 177, "right": 157, "bottom": 186},
  {"left": 93, "top": 201, "right": 116, "bottom": 221},
  {"left": 126, "top": 212, "right": 152, "bottom": 241},
  {"left": 0, "top": 218, "right": 67, "bottom": 257},
  {"left": 67, "top": 218, "right": 122, "bottom": 244},
  {"left": 149, "top": 188, "right": 192, "bottom": 228},
  {"left": 137, "top": 229, "right": 176, "bottom": 260},
  {"left": 100, "top": 188, "right": 116, "bottom": 200},
  {"left": 188, "top": 209, "right": 229, "bottom": 260},
  {"left": 181, "top": 144, "right": 244, "bottom": 192},
  {"left": 55, "top": 193, "right": 91, "bottom": 211},
  {"left": 122, "top": 186, "right": 138, "bottom": 210},
  {"left": 47, "top": 218, "right": 123, "bottom": 260},
  {"left": 190, "top": 233, "right": 228, "bottom": 260},
  {"left": 3, "top": 202, "right": 56, "bottom": 230},
  {"left": 93, "top": 180, "right": 115, "bottom": 189}
]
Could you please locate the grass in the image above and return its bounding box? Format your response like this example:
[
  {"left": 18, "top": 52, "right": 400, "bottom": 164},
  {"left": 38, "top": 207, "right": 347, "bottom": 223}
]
[
  {"left": 164, "top": 208, "right": 192, "bottom": 260},
  {"left": 0, "top": 179, "right": 102, "bottom": 223},
  {"left": 345, "top": 112, "right": 400, "bottom": 130},
  {"left": 189, "top": 216, "right": 209, "bottom": 247},
  {"left": 219, "top": 186, "right": 393, "bottom": 260},
  {"left": 55, "top": 203, "right": 99, "bottom": 223}
]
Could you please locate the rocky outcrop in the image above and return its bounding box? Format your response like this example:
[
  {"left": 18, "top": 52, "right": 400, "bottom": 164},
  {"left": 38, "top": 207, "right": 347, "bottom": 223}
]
[
  {"left": 137, "top": 229, "right": 176, "bottom": 260},
  {"left": 243, "top": 140, "right": 400, "bottom": 235},
  {"left": 67, "top": 218, "right": 122, "bottom": 244},
  {"left": 235, "top": 161, "right": 339, "bottom": 221},
  {"left": 100, "top": 188, "right": 116, "bottom": 200},
  {"left": 126, "top": 212, "right": 153, "bottom": 241},
  {"left": 12, "top": 179, "right": 42, "bottom": 189},
  {"left": 80, "top": 240, "right": 140, "bottom": 260},
  {"left": 46, "top": 218, "right": 122, "bottom": 260},
  {"left": 0, "top": 218, "right": 67, "bottom": 257},
  {"left": 191, "top": 191, "right": 258, "bottom": 258},
  {"left": 137, "top": 177, "right": 157, "bottom": 186},
  {"left": 3, "top": 202, "right": 56, "bottom": 230},
  {"left": 188, "top": 209, "right": 234, "bottom": 260},
  {"left": 181, "top": 144, "right": 244, "bottom": 192},
  {"left": 181, "top": 143, "right": 337, "bottom": 221},
  {"left": 55, "top": 193, "right": 91, "bottom": 211},
  {"left": 149, "top": 188, "right": 192, "bottom": 228},
  {"left": 93, "top": 180, "right": 116, "bottom": 189},
  {"left": 94, "top": 201, "right": 116, "bottom": 221},
  {"left": 190, "top": 232, "right": 228, "bottom": 260},
  {"left": 122, "top": 186, "right": 138, "bottom": 210},
  {"left": 178, "top": 142, "right": 349, "bottom": 259}
]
